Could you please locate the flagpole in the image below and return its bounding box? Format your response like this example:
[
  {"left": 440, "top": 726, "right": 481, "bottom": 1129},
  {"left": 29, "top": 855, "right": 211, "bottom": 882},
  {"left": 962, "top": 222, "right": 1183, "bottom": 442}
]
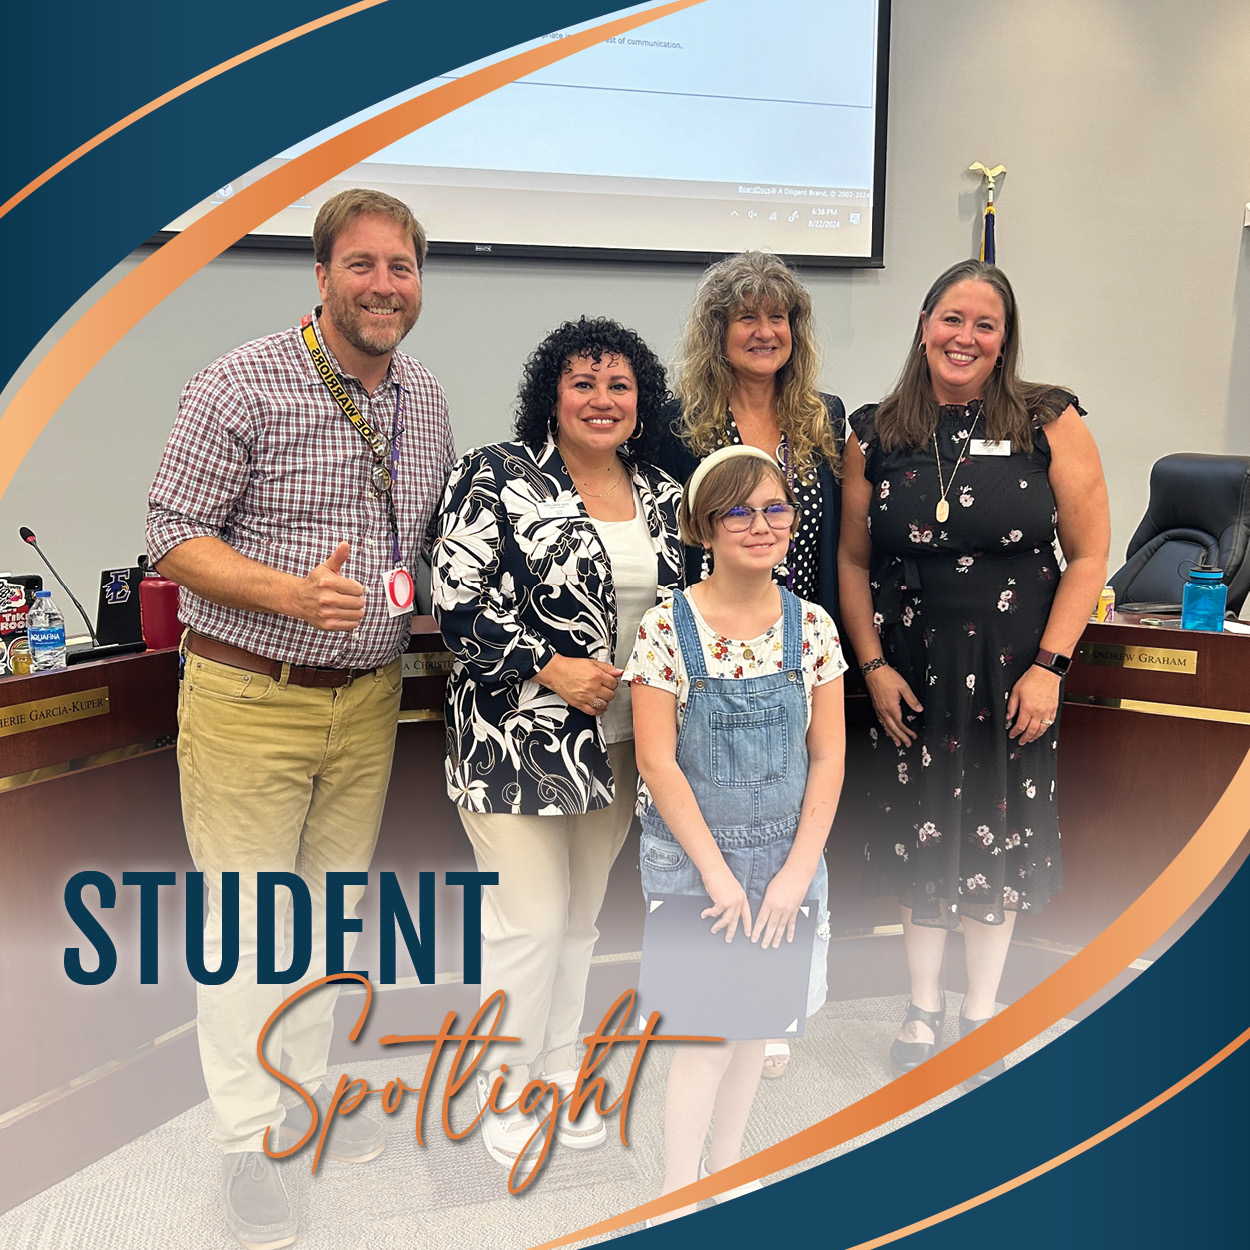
[{"left": 969, "top": 162, "right": 1005, "bottom": 264}]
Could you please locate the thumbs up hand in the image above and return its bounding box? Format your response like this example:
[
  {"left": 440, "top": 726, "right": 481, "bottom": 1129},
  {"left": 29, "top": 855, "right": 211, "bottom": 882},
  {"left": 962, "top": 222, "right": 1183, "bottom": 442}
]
[{"left": 296, "top": 542, "right": 367, "bottom": 630}]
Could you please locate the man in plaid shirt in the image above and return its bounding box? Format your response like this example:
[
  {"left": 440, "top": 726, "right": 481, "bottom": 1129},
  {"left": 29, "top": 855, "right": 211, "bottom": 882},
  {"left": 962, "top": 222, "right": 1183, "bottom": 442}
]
[{"left": 147, "top": 188, "right": 453, "bottom": 1250}]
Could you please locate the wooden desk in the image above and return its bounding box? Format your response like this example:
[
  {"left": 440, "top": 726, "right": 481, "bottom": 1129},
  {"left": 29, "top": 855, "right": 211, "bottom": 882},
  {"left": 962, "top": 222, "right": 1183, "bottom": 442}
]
[
  {"left": 0, "top": 621, "right": 635, "bottom": 1210},
  {"left": 821, "top": 616, "right": 1250, "bottom": 1006},
  {"left": 0, "top": 631, "right": 470, "bottom": 1212},
  {"left": 1027, "top": 616, "right": 1250, "bottom": 952},
  {"left": 0, "top": 648, "right": 188, "bottom": 1210},
  {"left": 3, "top": 617, "right": 1248, "bottom": 1209}
]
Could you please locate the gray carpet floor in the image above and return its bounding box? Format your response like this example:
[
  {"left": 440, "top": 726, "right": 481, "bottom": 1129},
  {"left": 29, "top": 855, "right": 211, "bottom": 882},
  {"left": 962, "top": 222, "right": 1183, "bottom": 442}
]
[{"left": 0, "top": 995, "right": 1073, "bottom": 1250}]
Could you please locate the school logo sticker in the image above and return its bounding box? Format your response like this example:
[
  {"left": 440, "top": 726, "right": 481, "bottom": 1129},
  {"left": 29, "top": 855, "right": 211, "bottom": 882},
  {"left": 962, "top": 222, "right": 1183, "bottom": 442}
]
[{"left": 103, "top": 570, "right": 132, "bottom": 604}]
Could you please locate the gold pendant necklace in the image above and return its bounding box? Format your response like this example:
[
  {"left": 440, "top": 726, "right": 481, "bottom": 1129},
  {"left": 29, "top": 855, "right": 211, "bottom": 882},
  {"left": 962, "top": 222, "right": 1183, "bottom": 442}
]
[{"left": 933, "top": 411, "right": 980, "bottom": 523}]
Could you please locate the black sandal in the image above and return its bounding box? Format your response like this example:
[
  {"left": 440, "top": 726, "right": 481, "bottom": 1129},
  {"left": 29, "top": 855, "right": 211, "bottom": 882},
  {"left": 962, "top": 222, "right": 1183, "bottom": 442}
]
[
  {"left": 958, "top": 1012, "right": 1007, "bottom": 1088},
  {"left": 889, "top": 992, "right": 947, "bottom": 1073}
]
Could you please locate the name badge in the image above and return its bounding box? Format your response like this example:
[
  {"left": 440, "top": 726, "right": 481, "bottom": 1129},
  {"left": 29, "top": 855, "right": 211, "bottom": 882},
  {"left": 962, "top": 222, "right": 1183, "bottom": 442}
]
[
  {"left": 383, "top": 565, "right": 415, "bottom": 618},
  {"left": 970, "top": 439, "right": 1011, "bottom": 457},
  {"left": 537, "top": 499, "right": 581, "bottom": 520}
]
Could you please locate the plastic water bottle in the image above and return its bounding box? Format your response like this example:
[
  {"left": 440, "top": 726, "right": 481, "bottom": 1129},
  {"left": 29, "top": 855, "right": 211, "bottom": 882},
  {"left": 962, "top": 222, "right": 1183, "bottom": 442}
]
[
  {"left": 28, "top": 590, "right": 67, "bottom": 670},
  {"left": 1180, "top": 563, "right": 1227, "bottom": 633}
]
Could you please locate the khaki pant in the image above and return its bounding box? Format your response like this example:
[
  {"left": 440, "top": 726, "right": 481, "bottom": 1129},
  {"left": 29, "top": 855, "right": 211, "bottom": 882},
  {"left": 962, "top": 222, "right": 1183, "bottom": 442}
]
[
  {"left": 177, "top": 651, "right": 403, "bottom": 1151},
  {"left": 458, "top": 740, "right": 637, "bottom": 1090}
]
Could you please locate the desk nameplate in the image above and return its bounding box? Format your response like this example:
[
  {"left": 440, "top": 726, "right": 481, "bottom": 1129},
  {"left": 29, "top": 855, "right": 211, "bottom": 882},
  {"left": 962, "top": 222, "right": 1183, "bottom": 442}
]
[
  {"left": 403, "top": 651, "right": 454, "bottom": 680},
  {"left": 1063, "top": 694, "right": 1250, "bottom": 725},
  {"left": 0, "top": 686, "right": 110, "bottom": 739},
  {"left": 1075, "top": 642, "right": 1198, "bottom": 675}
]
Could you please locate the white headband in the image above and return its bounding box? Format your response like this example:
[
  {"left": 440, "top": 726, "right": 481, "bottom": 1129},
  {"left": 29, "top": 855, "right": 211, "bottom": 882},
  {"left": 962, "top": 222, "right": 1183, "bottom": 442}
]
[{"left": 685, "top": 444, "right": 780, "bottom": 512}]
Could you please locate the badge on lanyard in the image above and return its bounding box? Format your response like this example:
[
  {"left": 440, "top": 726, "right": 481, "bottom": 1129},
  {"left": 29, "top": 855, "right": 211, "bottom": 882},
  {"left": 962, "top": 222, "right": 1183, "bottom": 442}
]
[
  {"left": 301, "top": 318, "right": 411, "bottom": 605},
  {"left": 383, "top": 565, "right": 415, "bottom": 617}
]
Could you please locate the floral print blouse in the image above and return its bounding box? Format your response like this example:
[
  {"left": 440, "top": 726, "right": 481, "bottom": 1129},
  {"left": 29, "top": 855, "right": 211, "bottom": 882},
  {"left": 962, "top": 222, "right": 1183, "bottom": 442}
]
[{"left": 431, "top": 438, "right": 683, "bottom": 815}]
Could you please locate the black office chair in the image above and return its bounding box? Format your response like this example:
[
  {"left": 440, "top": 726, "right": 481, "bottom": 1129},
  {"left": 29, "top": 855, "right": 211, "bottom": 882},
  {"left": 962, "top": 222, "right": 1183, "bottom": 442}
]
[{"left": 1109, "top": 453, "right": 1250, "bottom": 613}]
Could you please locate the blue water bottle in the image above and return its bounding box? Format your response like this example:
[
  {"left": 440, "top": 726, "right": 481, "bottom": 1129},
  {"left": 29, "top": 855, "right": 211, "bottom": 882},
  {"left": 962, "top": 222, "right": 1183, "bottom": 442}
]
[{"left": 1180, "top": 561, "right": 1227, "bottom": 632}]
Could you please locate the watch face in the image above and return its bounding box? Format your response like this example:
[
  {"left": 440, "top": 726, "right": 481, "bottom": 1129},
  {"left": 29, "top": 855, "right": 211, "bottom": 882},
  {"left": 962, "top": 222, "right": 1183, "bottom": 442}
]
[{"left": 1037, "top": 649, "right": 1071, "bottom": 675}]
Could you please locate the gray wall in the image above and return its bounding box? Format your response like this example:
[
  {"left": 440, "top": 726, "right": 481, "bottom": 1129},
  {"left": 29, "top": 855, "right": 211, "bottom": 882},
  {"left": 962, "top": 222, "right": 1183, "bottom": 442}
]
[{"left": 4, "top": 0, "right": 1250, "bottom": 611}]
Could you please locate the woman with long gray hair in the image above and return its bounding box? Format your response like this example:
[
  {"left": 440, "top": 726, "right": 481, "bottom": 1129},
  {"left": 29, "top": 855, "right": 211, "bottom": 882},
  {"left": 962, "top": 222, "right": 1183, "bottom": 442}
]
[
  {"left": 658, "top": 250, "right": 844, "bottom": 629},
  {"left": 654, "top": 250, "right": 845, "bottom": 1077}
]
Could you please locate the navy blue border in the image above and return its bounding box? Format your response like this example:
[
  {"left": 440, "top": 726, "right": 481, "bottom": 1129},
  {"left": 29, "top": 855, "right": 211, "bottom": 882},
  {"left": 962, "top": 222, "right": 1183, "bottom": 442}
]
[
  {"left": 0, "top": 1, "right": 622, "bottom": 391},
  {"left": 4, "top": 3, "right": 1243, "bottom": 1245},
  {"left": 624, "top": 849, "right": 1250, "bottom": 1248}
]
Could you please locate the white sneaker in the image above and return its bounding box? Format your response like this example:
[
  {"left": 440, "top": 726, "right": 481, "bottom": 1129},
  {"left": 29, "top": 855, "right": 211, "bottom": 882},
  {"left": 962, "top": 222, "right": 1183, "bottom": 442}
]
[
  {"left": 699, "top": 1154, "right": 764, "bottom": 1203},
  {"left": 541, "top": 1066, "right": 607, "bottom": 1150},
  {"left": 475, "top": 1072, "right": 544, "bottom": 1174}
]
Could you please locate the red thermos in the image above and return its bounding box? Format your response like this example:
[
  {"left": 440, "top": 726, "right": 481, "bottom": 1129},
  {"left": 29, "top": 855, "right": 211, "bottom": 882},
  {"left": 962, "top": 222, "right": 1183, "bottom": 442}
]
[{"left": 139, "top": 574, "right": 181, "bottom": 650}]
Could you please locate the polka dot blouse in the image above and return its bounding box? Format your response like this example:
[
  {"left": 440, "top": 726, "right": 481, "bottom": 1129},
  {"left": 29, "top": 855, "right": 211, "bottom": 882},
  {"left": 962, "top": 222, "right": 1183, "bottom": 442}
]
[{"left": 720, "top": 411, "right": 824, "bottom": 602}]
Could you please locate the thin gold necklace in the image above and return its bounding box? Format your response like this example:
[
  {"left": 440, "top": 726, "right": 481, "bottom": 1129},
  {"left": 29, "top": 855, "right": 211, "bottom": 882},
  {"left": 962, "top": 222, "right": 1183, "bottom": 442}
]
[
  {"left": 572, "top": 463, "right": 625, "bottom": 499},
  {"left": 932, "top": 410, "right": 979, "bottom": 523},
  {"left": 560, "top": 441, "right": 626, "bottom": 499}
]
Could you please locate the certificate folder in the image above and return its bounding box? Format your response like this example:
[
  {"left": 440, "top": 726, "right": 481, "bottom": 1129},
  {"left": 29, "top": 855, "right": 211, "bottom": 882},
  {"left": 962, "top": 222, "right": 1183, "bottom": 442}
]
[{"left": 635, "top": 893, "right": 816, "bottom": 1041}]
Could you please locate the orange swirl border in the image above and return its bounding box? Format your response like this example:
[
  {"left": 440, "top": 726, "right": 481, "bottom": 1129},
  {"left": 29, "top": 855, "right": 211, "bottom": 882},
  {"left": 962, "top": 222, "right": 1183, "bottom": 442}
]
[
  {"left": 0, "top": 0, "right": 706, "bottom": 498},
  {"left": 2, "top": 0, "right": 1244, "bottom": 1241},
  {"left": 532, "top": 750, "right": 1250, "bottom": 1243},
  {"left": 842, "top": 1023, "right": 1250, "bottom": 1250},
  {"left": 0, "top": 0, "right": 390, "bottom": 226}
]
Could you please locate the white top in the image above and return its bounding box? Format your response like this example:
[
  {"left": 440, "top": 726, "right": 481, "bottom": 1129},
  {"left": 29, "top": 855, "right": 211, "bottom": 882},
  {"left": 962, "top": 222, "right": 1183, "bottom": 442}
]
[
  {"left": 624, "top": 591, "right": 847, "bottom": 809},
  {"left": 624, "top": 592, "right": 847, "bottom": 729},
  {"left": 591, "top": 488, "right": 659, "bottom": 744}
]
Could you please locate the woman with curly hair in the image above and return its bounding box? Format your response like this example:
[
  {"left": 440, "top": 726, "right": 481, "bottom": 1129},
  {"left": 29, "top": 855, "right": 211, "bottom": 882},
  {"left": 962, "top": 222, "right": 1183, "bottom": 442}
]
[
  {"left": 659, "top": 250, "right": 844, "bottom": 620},
  {"left": 431, "top": 317, "right": 684, "bottom": 1178},
  {"left": 657, "top": 250, "right": 845, "bottom": 1078}
]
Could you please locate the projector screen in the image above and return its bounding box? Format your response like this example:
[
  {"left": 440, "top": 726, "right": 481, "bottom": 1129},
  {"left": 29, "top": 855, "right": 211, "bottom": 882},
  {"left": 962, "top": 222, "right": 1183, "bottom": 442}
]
[{"left": 167, "top": 0, "right": 890, "bottom": 267}]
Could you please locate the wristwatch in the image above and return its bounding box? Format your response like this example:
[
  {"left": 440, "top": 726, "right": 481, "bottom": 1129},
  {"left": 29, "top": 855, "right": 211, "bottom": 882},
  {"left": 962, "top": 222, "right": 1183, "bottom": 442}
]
[{"left": 1033, "top": 648, "right": 1072, "bottom": 677}]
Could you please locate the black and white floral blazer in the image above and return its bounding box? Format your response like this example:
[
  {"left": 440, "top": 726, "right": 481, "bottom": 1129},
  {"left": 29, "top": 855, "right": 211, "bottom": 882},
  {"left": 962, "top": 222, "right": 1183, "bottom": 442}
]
[{"left": 431, "top": 438, "right": 684, "bottom": 815}]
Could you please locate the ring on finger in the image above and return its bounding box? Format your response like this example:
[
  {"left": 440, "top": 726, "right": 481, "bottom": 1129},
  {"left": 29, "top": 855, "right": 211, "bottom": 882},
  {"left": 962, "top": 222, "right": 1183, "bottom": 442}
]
[
  {"left": 592, "top": 697, "right": 605, "bottom": 710},
  {"left": 1041, "top": 718, "right": 1054, "bottom": 725}
]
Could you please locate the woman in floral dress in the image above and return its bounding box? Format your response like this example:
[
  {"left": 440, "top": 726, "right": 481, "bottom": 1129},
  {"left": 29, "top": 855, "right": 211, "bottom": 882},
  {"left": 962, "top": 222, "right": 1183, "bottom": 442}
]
[
  {"left": 837, "top": 260, "right": 1109, "bottom": 1084},
  {"left": 431, "top": 318, "right": 683, "bottom": 1176}
]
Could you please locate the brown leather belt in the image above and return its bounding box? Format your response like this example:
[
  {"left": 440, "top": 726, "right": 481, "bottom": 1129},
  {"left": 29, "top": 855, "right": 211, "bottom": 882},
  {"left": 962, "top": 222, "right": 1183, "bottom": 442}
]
[{"left": 184, "top": 630, "right": 379, "bottom": 689}]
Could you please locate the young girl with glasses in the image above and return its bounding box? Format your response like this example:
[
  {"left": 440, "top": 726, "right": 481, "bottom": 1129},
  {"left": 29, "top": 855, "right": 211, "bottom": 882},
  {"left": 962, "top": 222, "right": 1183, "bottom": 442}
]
[{"left": 625, "top": 445, "right": 847, "bottom": 1221}]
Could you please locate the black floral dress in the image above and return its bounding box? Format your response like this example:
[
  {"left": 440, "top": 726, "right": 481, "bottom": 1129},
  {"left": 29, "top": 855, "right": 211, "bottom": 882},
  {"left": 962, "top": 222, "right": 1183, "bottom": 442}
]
[{"left": 851, "top": 393, "right": 1079, "bottom": 928}]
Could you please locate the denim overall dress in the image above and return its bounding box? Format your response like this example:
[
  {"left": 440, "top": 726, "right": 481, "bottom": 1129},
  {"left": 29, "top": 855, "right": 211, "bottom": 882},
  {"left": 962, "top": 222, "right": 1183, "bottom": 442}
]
[{"left": 639, "top": 587, "right": 830, "bottom": 1017}]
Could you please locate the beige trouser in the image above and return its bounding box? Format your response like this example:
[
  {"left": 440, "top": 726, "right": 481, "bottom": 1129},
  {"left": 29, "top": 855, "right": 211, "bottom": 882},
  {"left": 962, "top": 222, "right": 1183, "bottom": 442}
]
[
  {"left": 177, "top": 650, "right": 403, "bottom": 1151},
  {"left": 458, "top": 740, "right": 637, "bottom": 1091}
]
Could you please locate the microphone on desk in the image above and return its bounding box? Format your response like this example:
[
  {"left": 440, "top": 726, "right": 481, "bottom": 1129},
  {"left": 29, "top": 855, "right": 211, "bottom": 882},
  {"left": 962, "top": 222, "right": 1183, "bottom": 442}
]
[
  {"left": 20, "top": 525, "right": 100, "bottom": 645},
  {"left": 19, "top": 526, "right": 144, "bottom": 663}
]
